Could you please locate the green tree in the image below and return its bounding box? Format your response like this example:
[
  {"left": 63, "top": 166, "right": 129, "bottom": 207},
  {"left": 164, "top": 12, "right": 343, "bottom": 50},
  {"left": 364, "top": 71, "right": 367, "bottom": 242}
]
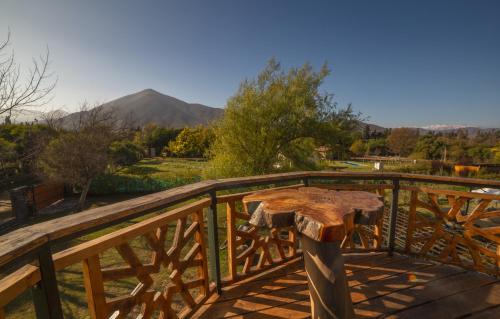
[
  {"left": 205, "top": 59, "right": 358, "bottom": 177},
  {"left": 365, "top": 138, "right": 387, "bottom": 156},
  {"left": 387, "top": 128, "right": 419, "bottom": 156},
  {"left": 467, "top": 144, "right": 492, "bottom": 163},
  {"left": 349, "top": 139, "right": 366, "bottom": 156},
  {"left": 492, "top": 144, "right": 500, "bottom": 163},
  {"left": 362, "top": 125, "right": 371, "bottom": 140},
  {"left": 0, "top": 137, "right": 16, "bottom": 167},
  {"left": 413, "top": 133, "right": 447, "bottom": 160},
  {"left": 134, "top": 123, "right": 181, "bottom": 154},
  {"left": 0, "top": 123, "right": 56, "bottom": 173},
  {"left": 167, "top": 126, "right": 214, "bottom": 158},
  {"left": 449, "top": 140, "right": 471, "bottom": 164},
  {"left": 109, "top": 140, "right": 144, "bottom": 166}
]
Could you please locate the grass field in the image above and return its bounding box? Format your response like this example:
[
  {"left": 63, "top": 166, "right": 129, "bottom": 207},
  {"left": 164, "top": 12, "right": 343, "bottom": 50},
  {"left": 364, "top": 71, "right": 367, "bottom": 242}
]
[{"left": 118, "top": 157, "right": 206, "bottom": 181}]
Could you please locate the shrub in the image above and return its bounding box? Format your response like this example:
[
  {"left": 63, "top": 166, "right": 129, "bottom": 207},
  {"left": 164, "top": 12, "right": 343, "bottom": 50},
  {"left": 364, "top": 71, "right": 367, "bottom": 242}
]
[
  {"left": 167, "top": 126, "right": 214, "bottom": 158},
  {"left": 109, "top": 140, "right": 144, "bottom": 166},
  {"left": 89, "top": 174, "right": 200, "bottom": 194}
]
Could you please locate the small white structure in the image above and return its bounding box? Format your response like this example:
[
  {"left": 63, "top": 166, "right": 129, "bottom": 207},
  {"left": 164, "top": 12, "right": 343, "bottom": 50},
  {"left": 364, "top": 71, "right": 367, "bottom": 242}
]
[
  {"left": 374, "top": 162, "right": 384, "bottom": 170},
  {"left": 472, "top": 188, "right": 500, "bottom": 204}
]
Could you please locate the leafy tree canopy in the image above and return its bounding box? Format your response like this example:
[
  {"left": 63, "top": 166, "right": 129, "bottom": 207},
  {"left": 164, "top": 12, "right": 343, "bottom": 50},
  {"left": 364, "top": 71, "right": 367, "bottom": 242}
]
[
  {"left": 349, "top": 139, "right": 366, "bottom": 156},
  {"left": 109, "top": 140, "right": 144, "bottom": 166},
  {"left": 205, "top": 59, "right": 359, "bottom": 177},
  {"left": 134, "top": 123, "right": 181, "bottom": 152},
  {"left": 387, "top": 128, "right": 419, "bottom": 157},
  {"left": 167, "top": 126, "right": 214, "bottom": 158}
]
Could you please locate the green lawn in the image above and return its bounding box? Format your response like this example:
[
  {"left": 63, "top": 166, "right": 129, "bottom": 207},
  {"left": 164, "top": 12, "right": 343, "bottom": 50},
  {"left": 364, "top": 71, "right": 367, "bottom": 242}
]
[
  {"left": 89, "top": 157, "right": 207, "bottom": 194},
  {"left": 118, "top": 157, "right": 206, "bottom": 181}
]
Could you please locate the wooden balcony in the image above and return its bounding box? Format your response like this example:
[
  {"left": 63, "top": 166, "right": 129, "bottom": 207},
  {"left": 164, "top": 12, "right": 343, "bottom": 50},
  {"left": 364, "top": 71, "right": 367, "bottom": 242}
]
[
  {"left": 194, "top": 253, "right": 500, "bottom": 318},
  {"left": 0, "top": 172, "right": 499, "bottom": 318}
]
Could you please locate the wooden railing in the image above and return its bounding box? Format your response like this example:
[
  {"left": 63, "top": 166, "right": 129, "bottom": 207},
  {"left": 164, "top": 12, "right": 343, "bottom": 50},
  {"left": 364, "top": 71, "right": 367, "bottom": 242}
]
[
  {"left": 218, "top": 185, "right": 303, "bottom": 283},
  {"left": 0, "top": 171, "right": 499, "bottom": 318},
  {"left": 405, "top": 186, "right": 500, "bottom": 275},
  {"left": 1, "top": 199, "right": 212, "bottom": 319}
]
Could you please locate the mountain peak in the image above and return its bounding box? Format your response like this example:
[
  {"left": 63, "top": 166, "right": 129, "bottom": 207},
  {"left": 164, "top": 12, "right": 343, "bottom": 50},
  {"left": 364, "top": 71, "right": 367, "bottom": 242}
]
[
  {"left": 63, "top": 89, "right": 224, "bottom": 128},
  {"left": 138, "top": 88, "right": 161, "bottom": 95}
]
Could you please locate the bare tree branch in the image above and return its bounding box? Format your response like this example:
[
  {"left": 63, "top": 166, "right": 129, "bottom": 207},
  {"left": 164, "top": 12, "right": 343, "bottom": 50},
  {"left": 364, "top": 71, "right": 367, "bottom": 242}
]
[{"left": 0, "top": 30, "right": 57, "bottom": 117}]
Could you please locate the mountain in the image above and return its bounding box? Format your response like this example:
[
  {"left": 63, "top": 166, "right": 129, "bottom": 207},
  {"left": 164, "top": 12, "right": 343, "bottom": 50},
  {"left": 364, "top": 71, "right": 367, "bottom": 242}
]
[
  {"left": 62, "top": 89, "right": 224, "bottom": 128},
  {"left": 419, "top": 125, "right": 498, "bottom": 136},
  {"left": 355, "top": 122, "right": 498, "bottom": 136},
  {"left": 355, "top": 121, "right": 387, "bottom": 133},
  {"left": 420, "top": 124, "right": 469, "bottom": 131}
]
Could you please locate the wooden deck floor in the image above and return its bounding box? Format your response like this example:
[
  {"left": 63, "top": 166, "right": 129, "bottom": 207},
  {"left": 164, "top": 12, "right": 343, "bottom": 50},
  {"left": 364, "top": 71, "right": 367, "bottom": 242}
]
[{"left": 194, "top": 252, "right": 500, "bottom": 319}]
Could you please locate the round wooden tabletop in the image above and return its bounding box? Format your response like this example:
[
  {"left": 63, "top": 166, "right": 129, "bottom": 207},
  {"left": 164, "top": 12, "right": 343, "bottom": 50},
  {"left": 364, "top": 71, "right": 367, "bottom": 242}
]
[{"left": 243, "top": 187, "right": 384, "bottom": 242}]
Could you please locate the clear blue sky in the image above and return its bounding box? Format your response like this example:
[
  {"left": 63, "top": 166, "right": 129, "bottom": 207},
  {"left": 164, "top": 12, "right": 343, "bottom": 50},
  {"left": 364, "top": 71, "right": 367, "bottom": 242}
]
[{"left": 1, "top": 0, "right": 499, "bottom": 127}]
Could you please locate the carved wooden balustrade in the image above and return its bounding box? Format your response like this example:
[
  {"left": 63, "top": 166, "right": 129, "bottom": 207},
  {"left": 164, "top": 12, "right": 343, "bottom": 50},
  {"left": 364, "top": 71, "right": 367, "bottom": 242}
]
[
  {"left": 405, "top": 187, "right": 500, "bottom": 275},
  {"left": 1, "top": 199, "right": 212, "bottom": 319},
  {"left": 218, "top": 185, "right": 303, "bottom": 283},
  {"left": 219, "top": 183, "right": 393, "bottom": 287},
  {"left": 1, "top": 172, "right": 499, "bottom": 318}
]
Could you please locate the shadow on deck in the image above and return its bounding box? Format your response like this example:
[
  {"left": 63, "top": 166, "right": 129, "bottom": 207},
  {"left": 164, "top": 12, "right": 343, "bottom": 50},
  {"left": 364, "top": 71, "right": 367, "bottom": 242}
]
[{"left": 194, "top": 252, "right": 500, "bottom": 319}]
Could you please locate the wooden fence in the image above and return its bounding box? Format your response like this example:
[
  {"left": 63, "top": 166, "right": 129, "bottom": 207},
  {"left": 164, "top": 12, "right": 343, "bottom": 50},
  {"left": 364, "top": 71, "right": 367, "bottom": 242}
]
[{"left": 31, "top": 183, "right": 64, "bottom": 211}]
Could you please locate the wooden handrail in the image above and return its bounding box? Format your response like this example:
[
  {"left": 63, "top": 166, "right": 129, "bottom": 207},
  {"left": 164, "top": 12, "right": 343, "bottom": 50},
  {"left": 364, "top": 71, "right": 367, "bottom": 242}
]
[
  {"left": 52, "top": 199, "right": 211, "bottom": 270},
  {"left": 0, "top": 264, "right": 40, "bottom": 308},
  {"left": 1, "top": 171, "right": 499, "bottom": 269},
  {"left": 0, "top": 180, "right": 217, "bottom": 268}
]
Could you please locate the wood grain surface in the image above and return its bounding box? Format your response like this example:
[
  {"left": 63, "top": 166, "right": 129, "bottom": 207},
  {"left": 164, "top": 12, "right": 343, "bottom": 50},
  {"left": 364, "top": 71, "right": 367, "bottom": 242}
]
[{"left": 243, "top": 187, "right": 384, "bottom": 242}]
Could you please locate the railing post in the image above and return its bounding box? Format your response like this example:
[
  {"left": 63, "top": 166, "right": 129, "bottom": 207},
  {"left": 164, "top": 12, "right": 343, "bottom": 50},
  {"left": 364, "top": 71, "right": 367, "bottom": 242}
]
[
  {"left": 207, "top": 190, "right": 222, "bottom": 294},
  {"left": 31, "top": 245, "right": 64, "bottom": 319},
  {"left": 388, "top": 179, "right": 400, "bottom": 256},
  {"left": 303, "top": 177, "right": 310, "bottom": 187}
]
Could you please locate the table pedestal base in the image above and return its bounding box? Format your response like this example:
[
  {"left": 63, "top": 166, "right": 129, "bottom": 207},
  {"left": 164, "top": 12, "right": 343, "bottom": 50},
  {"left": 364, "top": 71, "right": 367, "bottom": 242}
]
[{"left": 301, "top": 236, "right": 354, "bottom": 319}]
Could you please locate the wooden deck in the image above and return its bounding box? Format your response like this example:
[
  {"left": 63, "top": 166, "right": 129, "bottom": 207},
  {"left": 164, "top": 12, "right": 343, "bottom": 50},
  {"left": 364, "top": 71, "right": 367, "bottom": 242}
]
[{"left": 194, "top": 252, "right": 500, "bottom": 319}]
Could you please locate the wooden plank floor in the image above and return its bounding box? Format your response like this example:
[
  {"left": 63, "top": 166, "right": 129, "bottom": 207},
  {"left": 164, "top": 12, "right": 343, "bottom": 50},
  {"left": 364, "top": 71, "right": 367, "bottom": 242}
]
[{"left": 194, "top": 252, "right": 500, "bottom": 319}]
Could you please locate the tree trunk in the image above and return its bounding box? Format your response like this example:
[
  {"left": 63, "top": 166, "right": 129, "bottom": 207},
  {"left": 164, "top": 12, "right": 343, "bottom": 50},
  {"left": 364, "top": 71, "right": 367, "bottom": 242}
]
[
  {"left": 302, "top": 235, "right": 354, "bottom": 319},
  {"left": 78, "top": 179, "right": 92, "bottom": 211}
]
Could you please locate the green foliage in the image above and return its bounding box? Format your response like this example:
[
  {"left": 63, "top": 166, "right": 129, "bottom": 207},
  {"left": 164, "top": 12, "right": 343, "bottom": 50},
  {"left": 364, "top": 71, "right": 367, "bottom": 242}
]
[
  {"left": 109, "top": 140, "right": 144, "bottom": 166},
  {"left": 409, "top": 131, "right": 498, "bottom": 164},
  {"left": 0, "top": 123, "right": 57, "bottom": 171},
  {"left": 167, "top": 126, "right": 214, "bottom": 158},
  {"left": 467, "top": 144, "right": 492, "bottom": 163},
  {"left": 90, "top": 157, "right": 205, "bottom": 194},
  {"left": 134, "top": 124, "right": 181, "bottom": 152},
  {"left": 392, "top": 161, "right": 433, "bottom": 174},
  {"left": 205, "top": 59, "right": 358, "bottom": 178},
  {"left": 492, "top": 145, "right": 500, "bottom": 163},
  {"left": 413, "top": 133, "right": 447, "bottom": 160},
  {"left": 365, "top": 138, "right": 388, "bottom": 156},
  {"left": 0, "top": 137, "right": 16, "bottom": 163},
  {"left": 387, "top": 128, "right": 419, "bottom": 156},
  {"left": 90, "top": 173, "right": 200, "bottom": 194},
  {"left": 349, "top": 139, "right": 366, "bottom": 156}
]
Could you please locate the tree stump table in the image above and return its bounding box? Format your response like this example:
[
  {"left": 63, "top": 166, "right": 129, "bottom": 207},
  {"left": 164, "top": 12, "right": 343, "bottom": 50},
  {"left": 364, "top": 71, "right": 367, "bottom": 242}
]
[{"left": 243, "top": 187, "right": 384, "bottom": 319}]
